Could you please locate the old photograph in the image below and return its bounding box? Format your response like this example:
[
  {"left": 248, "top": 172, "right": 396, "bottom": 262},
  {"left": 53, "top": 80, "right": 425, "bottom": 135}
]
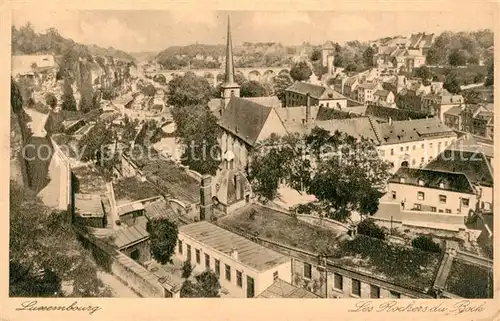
[{"left": 9, "top": 9, "right": 494, "bottom": 300}]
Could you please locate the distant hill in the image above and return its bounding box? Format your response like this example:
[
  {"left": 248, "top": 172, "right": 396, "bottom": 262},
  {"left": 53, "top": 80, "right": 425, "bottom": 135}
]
[
  {"left": 129, "top": 51, "right": 158, "bottom": 63},
  {"left": 12, "top": 24, "right": 135, "bottom": 62}
]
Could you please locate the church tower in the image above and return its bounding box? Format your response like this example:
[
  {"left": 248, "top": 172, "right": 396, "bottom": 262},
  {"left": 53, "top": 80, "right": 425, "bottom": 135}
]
[{"left": 220, "top": 16, "right": 240, "bottom": 113}]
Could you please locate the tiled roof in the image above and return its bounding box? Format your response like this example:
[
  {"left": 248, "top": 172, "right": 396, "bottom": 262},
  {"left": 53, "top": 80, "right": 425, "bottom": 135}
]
[
  {"left": 389, "top": 167, "right": 475, "bottom": 194},
  {"left": 179, "top": 221, "right": 290, "bottom": 272},
  {"left": 110, "top": 221, "right": 150, "bottom": 249},
  {"left": 286, "top": 82, "right": 345, "bottom": 100},
  {"left": 144, "top": 199, "right": 178, "bottom": 221},
  {"left": 257, "top": 279, "right": 320, "bottom": 298},
  {"left": 365, "top": 105, "right": 429, "bottom": 122},
  {"left": 275, "top": 106, "right": 320, "bottom": 123},
  {"left": 444, "top": 106, "right": 463, "bottom": 116},
  {"left": 378, "top": 118, "right": 456, "bottom": 145},
  {"left": 444, "top": 258, "right": 493, "bottom": 298},
  {"left": 244, "top": 96, "right": 282, "bottom": 108},
  {"left": 219, "top": 97, "right": 275, "bottom": 146},
  {"left": 358, "top": 82, "right": 379, "bottom": 90}
]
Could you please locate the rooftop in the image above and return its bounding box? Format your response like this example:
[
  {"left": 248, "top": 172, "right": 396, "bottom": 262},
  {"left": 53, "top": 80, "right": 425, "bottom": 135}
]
[
  {"left": 445, "top": 258, "right": 493, "bottom": 298},
  {"left": 113, "top": 177, "right": 162, "bottom": 204},
  {"left": 219, "top": 204, "right": 442, "bottom": 293},
  {"left": 378, "top": 117, "right": 456, "bottom": 145},
  {"left": 180, "top": 221, "right": 290, "bottom": 272},
  {"left": 117, "top": 202, "right": 145, "bottom": 216},
  {"left": 257, "top": 279, "right": 320, "bottom": 298},
  {"left": 109, "top": 220, "right": 150, "bottom": 250},
  {"left": 144, "top": 199, "right": 178, "bottom": 221},
  {"left": 389, "top": 167, "right": 476, "bottom": 194},
  {"left": 72, "top": 165, "right": 109, "bottom": 194},
  {"left": 74, "top": 193, "right": 104, "bottom": 217},
  {"left": 244, "top": 96, "right": 282, "bottom": 108},
  {"left": 364, "top": 105, "right": 430, "bottom": 122},
  {"left": 286, "top": 82, "right": 345, "bottom": 100}
]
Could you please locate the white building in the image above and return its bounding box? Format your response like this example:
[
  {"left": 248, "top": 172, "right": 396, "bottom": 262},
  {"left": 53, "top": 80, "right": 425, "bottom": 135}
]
[{"left": 176, "top": 221, "right": 292, "bottom": 298}]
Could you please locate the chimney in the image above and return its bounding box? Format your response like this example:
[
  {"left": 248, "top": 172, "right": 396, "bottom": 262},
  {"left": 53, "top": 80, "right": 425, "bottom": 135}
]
[
  {"left": 388, "top": 117, "right": 392, "bottom": 125},
  {"left": 199, "top": 175, "right": 213, "bottom": 221},
  {"left": 230, "top": 248, "right": 239, "bottom": 260},
  {"left": 306, "top": 93, "right": 311, "bottom": 124}
]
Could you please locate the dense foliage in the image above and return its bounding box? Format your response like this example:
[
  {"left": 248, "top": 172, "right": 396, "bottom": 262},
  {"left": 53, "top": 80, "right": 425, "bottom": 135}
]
[
  {"left": 180, "top": 270, "right": 221, "bottom": 298},
  {"left": 272, "top": 72, "right": 293, "bottom": 102},
  {"left": 411, "top": 235, "right": 442, "bottom": 253},
  {"left": 357, "top": 219, "right": 386, "bottom": 240},
  {"left": 146, "top": 219, "right": 179, "bottom": 265},
  {"left": 248, "top": 128, "right": 392, "bottom": 222},
  {"left": 290, "top": 61, "right": 312, "bottom": 82},
  {"left": 240, "top": 80, "right": 269, "bottom": 97},
  {"left": 9, "top": 181, "right": 112, "bottom": 297},
  {"left": 167, "top": 72, "right": 213, "bottom": 107}
]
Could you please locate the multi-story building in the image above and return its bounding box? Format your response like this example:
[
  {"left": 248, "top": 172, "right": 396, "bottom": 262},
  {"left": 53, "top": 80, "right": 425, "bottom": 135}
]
[
  {"left": 421, "top": 90, "right": 464, "bottom": 120},
  {"left": 386, "top": 167, "right": 478, "bottom": 215},
  {"left": 357, "top": 81, "right": 382, "bottom": 104},
  {"left": 284, "top": 82, "right": 347, "bottom": 109},
  {"left": 373, "top": 89, "right": 395, "bottom": 107},
  {"left": 443, "top": 103, "right": 494, "bottom": 140},
  {"left": 176, "top": 221, "right": 292, "bottom": 298}
]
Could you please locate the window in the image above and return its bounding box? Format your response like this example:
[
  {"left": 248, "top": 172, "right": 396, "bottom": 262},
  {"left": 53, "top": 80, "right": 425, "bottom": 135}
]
[
  {"left": 304, "top": 263, "right": 312, "bottom": 279},
  {"left": 438, "top": 209, "right": 444, "bottom": 213},
  {"left": 390, "top": 149, "right": 394, "bottom": 156},
  {"left": 400, "top": 177, "right": 406, "bottom": 183},
  {"left": 178, "top": 240, "right": 183, "bottom": 254},
  {"left": 187, "top": 244, "right": 192, "bottom": 262},
  {"left": 429, "top": 143, "right": 433, "bottom": 148},
  {"left": 417, "top": 191, "right": 425, "bottom": 200},
  {"left": 195, "top": 249, "right": 201, "bottom": 264},
  {"left": 370, "top": 285, "right": 380, "bottom": 298},
  {"left": 421, "top": 157, "right": 425, "bottom": 163},
  {"left": 351, "top": 279, "right": 361, "bottom": 297},
  {"left": 379, "top": 149, "right": 385, "bottom": 157},
  {"left": 273, "top": 271, "right": 279, "bottom": 280},
  {"left": 333, "top": 273, "right": 343, "bottom": 291},
  {"left": 439, "top": 195, "right": 447, "bottom": 204},
  {"left": 418, "top": 179, "right": 424, "bottom": 186},
  {"left": 400, "top": 147, "right": 404, "bottom": 152},
  {"left": 236, "top": 270, "right": 243, "bottom": 287},
  {"left": 390, "top": 291, "right": 401, "bottom": 298},
  {"left": 215, "top": 259, "right": 220, "bottom": 276},
  {"left": 438, "top": 142, "right": 442, "bottom": 152},
  {"left": 412, "top": 145, "right": 416, "bottom": 151},
  {"left": 445, "top": 209, "right": 452, "bottom": 214},
  {"left": 431, "top": 206, "right": 437, "bottom": 212},
  {"left": 439, "top": 182, "right": 445, "bottom": 189},
  {"left": 225, "top": 264, "right": 231, "bottom": 281},
  {"left": 406, "top": 146, "right": 409, "bottom": 151},
  {"left": 421, "top": 143, "right": 425, "bottom": 149},
  {"left": 412, "top": 159, "right": 416, "bottom": 165},
  {"left": 205, "top": 253, "right": 210, "bottom": 269},
  {"left": 247, "top": 276, "right": 255, "bottom": 298},
  {"left": 414, "top": 203, "right": 422, "bottom": 210},
  {"left": 462, "top": 198, "right": 470, "bottom": 207},
  {"left": 391, "top": 191, "right": 397, "bottom": 200}
]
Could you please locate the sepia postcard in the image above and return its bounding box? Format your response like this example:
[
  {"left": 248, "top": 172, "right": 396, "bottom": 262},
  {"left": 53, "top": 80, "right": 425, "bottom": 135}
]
[{"left": 1, "top": 0, "right": 499, "bottom": 320}]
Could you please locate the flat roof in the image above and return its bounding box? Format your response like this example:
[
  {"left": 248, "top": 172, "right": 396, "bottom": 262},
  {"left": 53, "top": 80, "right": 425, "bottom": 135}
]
[
  {"left": 117, "top": 202, "right": 145, "bottom": 216},
  {"left": 179, "top": 221, "right": 290, "bottom": 272},
  {"left": 74, "top": 193, "right": 104, "bottom": 216}
]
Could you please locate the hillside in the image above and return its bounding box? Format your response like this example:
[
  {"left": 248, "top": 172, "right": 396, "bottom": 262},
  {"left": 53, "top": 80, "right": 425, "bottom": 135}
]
[{"left": 12, "top": 24, "right": 134, "bottom": 61}]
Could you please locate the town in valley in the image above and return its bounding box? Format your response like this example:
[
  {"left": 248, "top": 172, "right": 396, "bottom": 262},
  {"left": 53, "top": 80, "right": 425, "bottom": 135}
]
[{"left": 9, "top": 10, "right": 494, "bottom": 299}]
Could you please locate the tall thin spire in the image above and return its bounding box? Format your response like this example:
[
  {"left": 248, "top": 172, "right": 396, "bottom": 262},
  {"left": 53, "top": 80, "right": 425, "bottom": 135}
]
[{"left": 224, "top": 16, "right": 235, "bottom": 84}]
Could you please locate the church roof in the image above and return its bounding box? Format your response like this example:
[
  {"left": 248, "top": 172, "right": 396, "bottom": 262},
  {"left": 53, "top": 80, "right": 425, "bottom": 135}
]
[
  {"left": 286, "top": 82, "right": 345, "bottom": 100},
  {"left": 219, "top": 97, "right": 274, "bottom": 146}
]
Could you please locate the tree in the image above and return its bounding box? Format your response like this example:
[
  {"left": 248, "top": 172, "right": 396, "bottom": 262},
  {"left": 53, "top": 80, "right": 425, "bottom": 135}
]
[
  {"left": 9, "top": 181, "right": 112, "bottom": 297},
  {"left": 146, "top": 218, "right": 179, "bottom": 265},
  {"left": 11, "top": 78, "right": 23, "bottom": 114},
  {"left": 443, "top": 72, "right": 461, "bottom": 94},
  {"left": 78, "top": 121, "right": 114, "bottom": 162},
  {"left": 463, "top": 90, "right": 482, "bottom": 104},
  {"left": 61, "top": 78, "right": 77, "bottom": 111},
  {"left": 412, "top": 235, "right": 442, "bottom": 253},
  {"left": 272, "top": 73, "right": 293, "bottom": 102},
  {"left": 413, "top": 66, "right": 433, "bottom": 83},
  {"left": 484, "top": 57, "right": 494, "bottom": 87},
  {"left": 362, "top": 47, "right": 375, "bottom": 67},
  {"left": 310, "top": 48, "right": 322, "bottom": 62},
  {"left": 290, "top": 61, "right": 312, "bottom": 82},
  {"left": 141, "top": 83, "right": 156, "bottom": 97},
  {"left": 45, "top": 93, "right": 57, "bottom": 108},
  {"left": 167, "top": 72, "right": 213, "bottom": 107},
  {"left": 357, "top": 219, "right": 386, "bottom": 240},
  {"left": 248, "top": 129, "right": 392, "bottom": 222},
  {"left": 181, "top": 260, "right": 194, "bottom": 279},
  {"left": 153, "top": 74, "right": 167, "bottom": 85},
  {"left": 240, "top": 80, "right": 268, "bottom": 97},
  {"left": 121, "top": 116, "right": 139, "bottom": 142},
  {"left": 180, "top": 270, "right": 221, "bottom": 298},
  {"left": 449, "top": 49, "right": 470, "bottom": 66},
  {"left": 173, "top": 105, "right": 221, "bottom": 175}
]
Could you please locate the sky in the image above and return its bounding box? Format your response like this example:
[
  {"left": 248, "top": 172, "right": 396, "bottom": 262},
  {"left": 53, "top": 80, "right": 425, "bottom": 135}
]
[{"left": 12, "top": 8, "right": 495, "bottom": 53}]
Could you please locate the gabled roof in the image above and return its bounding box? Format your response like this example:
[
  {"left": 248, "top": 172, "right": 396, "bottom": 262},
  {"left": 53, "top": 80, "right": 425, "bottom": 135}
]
[
  {"left": 444, "top": 105, "right": 463, "bottom": 116},
  {"left": 244, "top": 96, "right": 282, "bottom": 107},
  {"left": 365, "top": 105, "right": 429, "bottom": 122},
  {"left": 275, "top": 106, "right": 320, "bottom": 123},
  {"left": 286, "top": 82, "right": 345, "bottom": 100},
  {"left": 378, "top": 118, "right": 456, "bottom": 145},
  {"left": 389, "top": 167, "right": 475, "bottom": 194},
  {"left": 219, "top": 97, "right": 274, "bottom": 146},
  {"left": 374, "top": 89, "right": 391, "bottom": 97}
]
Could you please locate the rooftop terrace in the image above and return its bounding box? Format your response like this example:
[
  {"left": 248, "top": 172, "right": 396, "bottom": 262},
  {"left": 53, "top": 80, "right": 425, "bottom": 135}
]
[{"left": 219, "top": 204, "right": 442, "bottom": 293}]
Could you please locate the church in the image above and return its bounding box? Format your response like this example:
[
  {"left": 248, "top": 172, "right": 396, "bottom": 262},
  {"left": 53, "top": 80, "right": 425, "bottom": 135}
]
[{"left": 215, "top": 17, "right": 287, "bottom": 171}]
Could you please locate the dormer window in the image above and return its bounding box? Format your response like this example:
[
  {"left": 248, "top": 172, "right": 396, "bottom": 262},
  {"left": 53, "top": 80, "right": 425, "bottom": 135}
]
[
  {"left": 400, "top": 177, "right": 406, "bottom": 183},
  {"left": 439, "top": 182, "right": 445, "bottom": 189},
  {"left": 418, "top": 179, "right": 424, "bottom": 186}
]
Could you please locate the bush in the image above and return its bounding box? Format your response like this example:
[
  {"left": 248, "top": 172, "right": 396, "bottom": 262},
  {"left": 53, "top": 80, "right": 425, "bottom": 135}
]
[
  {"left": 181, "top": 260, "right": 193, "bottom": 279},
  {"left": 411, "top": 235, "right": 442, "bottom": 253},
  {"left": 357, "top": 219, "right": 386, "bottom": 240}
]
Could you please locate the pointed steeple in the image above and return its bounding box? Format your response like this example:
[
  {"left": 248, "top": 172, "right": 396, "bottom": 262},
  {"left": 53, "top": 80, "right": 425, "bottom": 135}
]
[{"left": 224, "top": 16, "right": 235, "bottom": 85}]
